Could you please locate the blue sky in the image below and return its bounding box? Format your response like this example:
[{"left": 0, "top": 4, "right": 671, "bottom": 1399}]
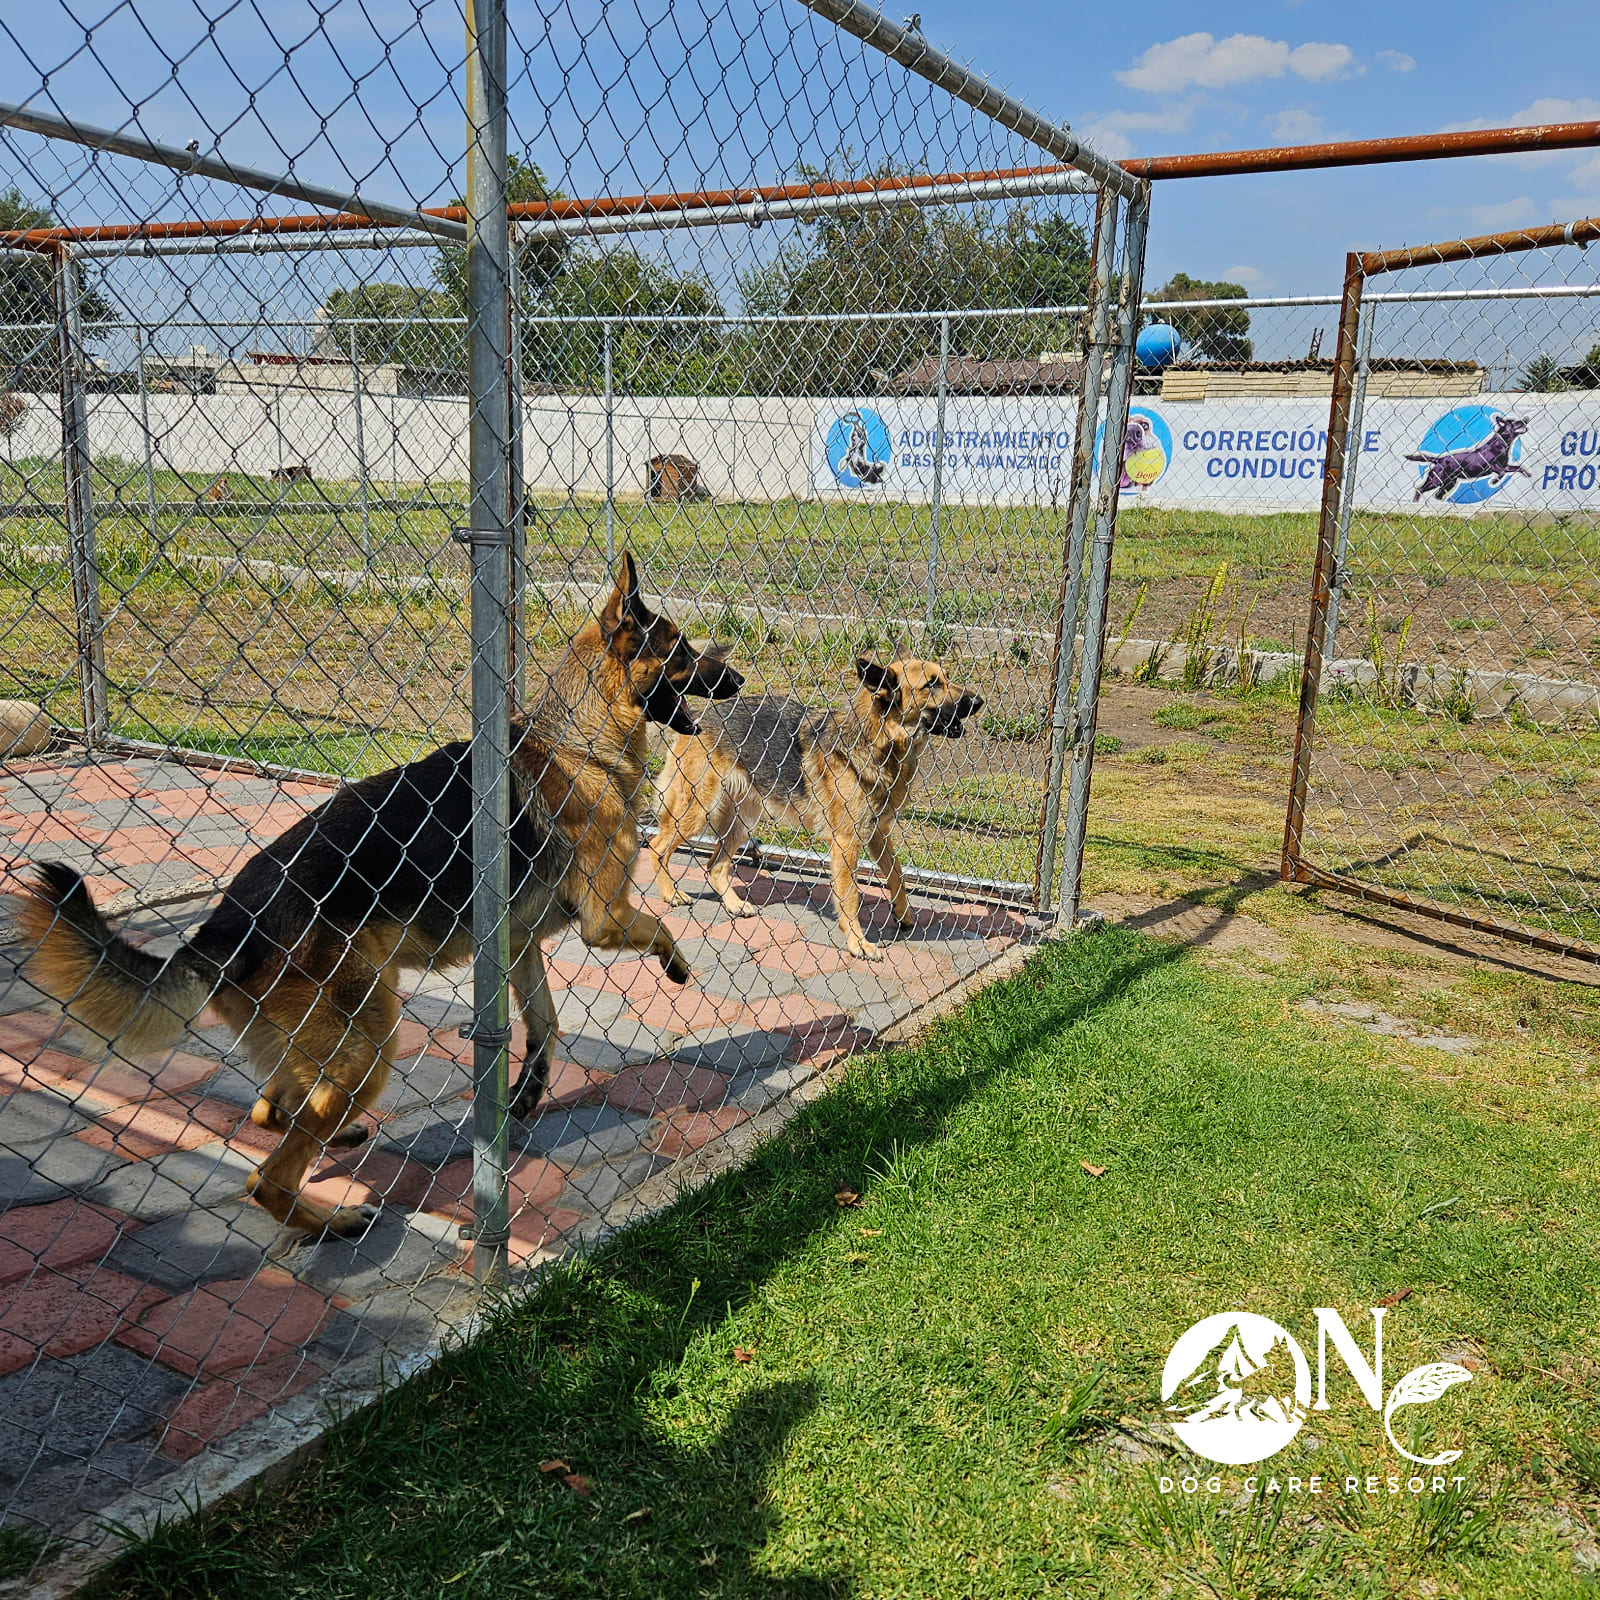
[
  {"left": 961, "top": 0, "right": 1600, "bottom": 293},
  {"left": 4, "top": 0, "right": 1599, "bottom": 301}
]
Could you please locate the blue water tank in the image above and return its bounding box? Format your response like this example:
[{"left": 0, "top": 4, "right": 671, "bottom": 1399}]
[{"left": 1136, "top": 323, "right": 1182, "bottom": 371}]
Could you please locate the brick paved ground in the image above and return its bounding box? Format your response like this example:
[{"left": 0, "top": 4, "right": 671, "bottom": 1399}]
[{"left": 0, "top": 751, "right": 1025, "bottom": 1549}]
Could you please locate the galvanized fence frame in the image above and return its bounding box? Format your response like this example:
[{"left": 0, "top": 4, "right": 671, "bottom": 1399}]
[
  {"left": 0, "top": 0, "right": 1150, "bottom": 1572},
  {"left": 1284, "top": 215, "right": 1600, "bottom": 961}
]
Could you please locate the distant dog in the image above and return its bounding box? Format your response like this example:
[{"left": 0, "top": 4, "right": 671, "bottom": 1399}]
[
  {"left": 270, "top": 463, "right": 313, "bottom": 486},
  {"left": 1408, "top": 413, "right": 1530, "bottom": 501},
  {"left": 14, "top": 554, "right": 741, "bottom": 1237},
  {"left": 647, "top": 658, "right": 982, "bottom": 959}
]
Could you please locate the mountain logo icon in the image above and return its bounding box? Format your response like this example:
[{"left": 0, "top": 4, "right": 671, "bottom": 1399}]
[{"left": 1161, "top": 1312, "right": 1313, "bottom": 1466}]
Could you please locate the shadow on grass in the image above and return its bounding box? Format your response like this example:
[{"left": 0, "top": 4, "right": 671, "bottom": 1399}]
[{"left": 102, "top": 930, "right": 1190, "bottom": 1600}]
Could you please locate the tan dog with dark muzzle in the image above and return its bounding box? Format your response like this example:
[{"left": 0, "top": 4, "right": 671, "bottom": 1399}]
[{"left": 647, "top": 658, "right": 982, "bottom": 959}]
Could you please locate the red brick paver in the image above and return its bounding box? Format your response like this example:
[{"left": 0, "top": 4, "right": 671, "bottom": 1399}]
[
  {"left": 160, "top": 1351, "right": 327, "bottom": 1461},
  {"left": 648, "top": 1106, "right": 753, "bottom": 1160},
  {"left": 0, "top": 1263, "right": 168, "bottom": 1377},
  {"left": 601, "top": 1059, "right": 728, "bottom": 1115},
  {"left": 0, "top": 1199, "right": 137, "bottom": 1289},
  {"left": 117, "top": 1270, "right": 341, "bottom": 1377}
]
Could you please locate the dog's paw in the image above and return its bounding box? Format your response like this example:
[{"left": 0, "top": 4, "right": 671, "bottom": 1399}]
[
  {"left": 848, "top": 938, "right": 883, "bottom": 961},
  {"left": 723, "top": 894, "right": 756, "bottom": 917},
  {"left": 326, "top": 1202, "right": 380, "bottom": 1238},
  {"left": 665, "top": 886, "right": 692, "bottom": 908}
]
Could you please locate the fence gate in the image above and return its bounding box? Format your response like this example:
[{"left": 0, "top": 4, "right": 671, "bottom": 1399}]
[
  {"left": 0, "top": 0, "right": 1146, "bottom": 1578},
  {"left": 1285, "top": 216, "right": 1600, "bottom": 959}
]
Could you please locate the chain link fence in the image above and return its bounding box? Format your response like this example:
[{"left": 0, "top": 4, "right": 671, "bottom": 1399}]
[
  {"left": 0, "top": 0, "right": 1149, "bottom": 1575},
  {"left": 1285, "top": 220, "right": 1600, "bottom": 959}
]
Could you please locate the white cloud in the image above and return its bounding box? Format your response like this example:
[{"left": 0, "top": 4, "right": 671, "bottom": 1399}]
[
  {"left": 1438, "top": 98, "right": 1600, "bottom": 196},
  {"left": 1442, "top": 98, "right": 1600, "bottom": 141},
  {"left": 1079, "top": 103, "right": 1193, "bottom": 159},
  {"left": 1569, "top": 152, "right": 1600, "bottom": 191},
  {"left": 1375, "top": 50, "right": 1415, "bottom": 73},
  {"left": 1288, "top": 43, "right": 1358, "bottom": 83},
  {"left": 1270, "top": 108, "right": 1324, "bottom": 142},
  {"left": 1116, "top": 32, "right": 1356, "bottom": 94},
  {"left": 1504, "top": 96, "right": 1600, "bottom": 127},
  {"left": 1222, "top": 264, "right": 1271, "bottom": 288},
  {"left": 1426, "top": 197, "right": 1538, "bottom": 230}
]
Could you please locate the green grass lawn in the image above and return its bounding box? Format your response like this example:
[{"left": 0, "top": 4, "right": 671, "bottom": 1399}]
[{"left": 99, "top": 927, "right": 1600, "bottom": 1599}]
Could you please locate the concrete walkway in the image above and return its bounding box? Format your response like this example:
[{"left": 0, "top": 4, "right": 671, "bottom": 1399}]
[{"left": 0, "top": 750, "right": 1026, "bottom": 1561}]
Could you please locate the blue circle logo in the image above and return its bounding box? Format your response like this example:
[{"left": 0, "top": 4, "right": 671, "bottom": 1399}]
[
  {"left": 1409, "top": 406, "right": 1532, "bottom": 505},
  {"left": 1095, "top": 404, "right": 1172, "bottom": 492},
  {"left": 826, "top": 408, "right": 892, "bottom": 488}
]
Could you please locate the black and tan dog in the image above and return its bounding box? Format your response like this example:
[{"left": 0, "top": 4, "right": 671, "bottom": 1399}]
[
  {"left": 13, "top": 554, "right": 740, "bottom": 1238},
  {"left": 647, "top": 657, "right": 982, "bottom": 959}
]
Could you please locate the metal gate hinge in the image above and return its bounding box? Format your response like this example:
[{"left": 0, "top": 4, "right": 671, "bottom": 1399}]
[
  {"left": 452, "top": 525, "right": 514, "bottom": 546},
  {"left": 459, "top": 1224, "right": 512, "bottom": 1244},
  {"left": 458, "top": 1020, "right": 515, "bottom": 1048}
]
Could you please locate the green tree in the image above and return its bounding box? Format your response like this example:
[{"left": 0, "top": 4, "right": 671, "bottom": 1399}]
[
  {"left": 1521, "top": 354, "right": 1568, "bottom": 393},
  {"left": 433, "top": 154, "right": 572, "bottom": 311},
  {"left": 734, "top": 164, "right": 1091, "bottom": 394},
  {"left": 1147, "top": 271, "right": 1253, "bottom": 364},
  {"left": 0, "top": 187, "right": 117, "bottom": 391},
  {"left": 321, "top": 283, "right": 465, "bottom": 379},
  {"left": 530, "top": 248, "right": 724, "bottom": 394},
  {"left": 322, "top": 155, "right": 725, "bottom": 394}
]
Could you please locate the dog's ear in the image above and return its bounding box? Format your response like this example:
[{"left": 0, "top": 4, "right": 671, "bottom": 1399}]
[
  {"left": 602, "top": 551, "right": 650, "bottom": 642},
  {"left": 617, "top": 550, "right": 653, "bottom": 624},
  {"left": 856, "top": 657, "right": 900, "bottom": 707}
]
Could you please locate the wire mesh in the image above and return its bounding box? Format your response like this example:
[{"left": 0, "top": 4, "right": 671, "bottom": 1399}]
[
  {"left": 1285, "top": 225, "right": 1600, "bottom": 959},
  {"left": 0, "top": 0, "right": 1133, "bottom": 1572}
]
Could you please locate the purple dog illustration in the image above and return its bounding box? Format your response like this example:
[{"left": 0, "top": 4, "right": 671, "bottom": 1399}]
[{"left": 1407, "top": 413, "right": 1531, "bottom": 501}]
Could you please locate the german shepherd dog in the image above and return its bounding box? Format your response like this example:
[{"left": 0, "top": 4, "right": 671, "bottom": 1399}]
[
  {"left": 14, "top": 554, "right": 741, "bottom": 1237},
  {"left": 647, "top": 658, "right": 982, "bottom": 959}
]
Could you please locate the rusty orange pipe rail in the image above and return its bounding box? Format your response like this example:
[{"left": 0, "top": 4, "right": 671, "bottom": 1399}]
[
  {"left": 4, "top": 122, "right": 1599, "bottom": 250},
  {"left": 1123, "top": 119, "right": 1600, "bottom": 179}
]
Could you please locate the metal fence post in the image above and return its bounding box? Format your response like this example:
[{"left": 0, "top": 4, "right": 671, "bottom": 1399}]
[
  {"left": 55, "top": 246, "right": 107, "bottom": 746},
  {"left": 1321, "top": 306, "right": 1374, "bottom": 665},
  {"left": 349, "top": 325, "right": 372, "bottom": 570},
  {"left": 1284, "top": 255, "right": 1366, "bottom": 882},
  {"left": 1057, "top": 185, "right": 1151, "bottom": 925},
  {"left": 462, "top": 0, "right": 513, "bottom": 1290},
  {"left": 603, "top": 323, "right": 615, "bottom": 565},
  {"left": 925, "top": 312, "right": 950, "bottom": 631},
  {"left": 1034, "top": 190, "right": 1119, "bottom": 914},
  {"left": 508, "top": 243, "right": 527, "bottom": 703},
  {"left": 133, "top": 323, "right": 159, "bottom": 540}
]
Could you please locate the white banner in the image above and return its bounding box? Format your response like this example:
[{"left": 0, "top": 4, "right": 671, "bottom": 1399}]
[{"left": 810, "top": 394, "right": 1600, "bottom": 514}]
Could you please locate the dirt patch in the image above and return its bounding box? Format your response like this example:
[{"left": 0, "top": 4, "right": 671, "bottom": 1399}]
[{"left": 1088, "top": 892, "right": 1289, "bottom": 962}]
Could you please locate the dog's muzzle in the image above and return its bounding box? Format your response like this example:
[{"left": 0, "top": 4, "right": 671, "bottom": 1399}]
[
  {"left": 682, "top": 658, "right": 744, "bottom": 701},
  {"left": 643, "top": 673, "right": 699, "bottom": 735},
  {"left": 924, "top": 692, "right": 983, "bottom": 738}
]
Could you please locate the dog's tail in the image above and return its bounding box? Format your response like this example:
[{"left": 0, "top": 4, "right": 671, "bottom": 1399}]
[
  {"left": 13, "top": 862, "right": 217, "bottom": 1055},
  {"left": 1404, "top": 452, "right": 1433, "bottom": 463}
]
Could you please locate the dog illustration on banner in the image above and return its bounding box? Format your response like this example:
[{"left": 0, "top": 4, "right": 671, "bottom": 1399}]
[
  {"left": 1120, "top": 411, "right": 1169, "bottom": 490},
  {"left": 827, "top": 409, "right": 890, "bottom": 487},
  {"left": 1095, "top": 405, "right": 1170, "bottom": 493},
  {"left": 1408, "top": 409, "right": 1531, "bottom": 503}
]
